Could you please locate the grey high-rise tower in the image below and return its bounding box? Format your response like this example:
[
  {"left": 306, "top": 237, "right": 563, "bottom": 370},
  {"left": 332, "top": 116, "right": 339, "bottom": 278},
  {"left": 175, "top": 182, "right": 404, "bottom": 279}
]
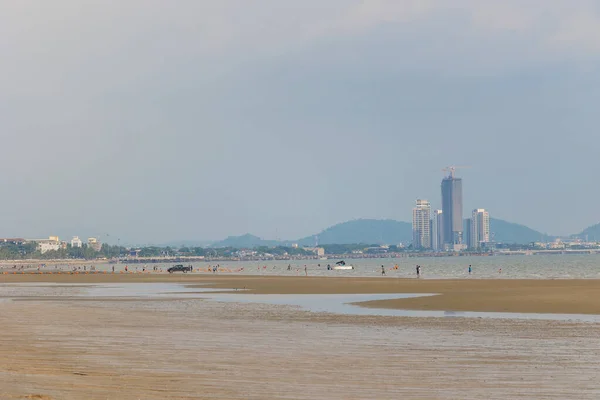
[{"left": 441, "top": 171, "right": 463, "bottom": 247}]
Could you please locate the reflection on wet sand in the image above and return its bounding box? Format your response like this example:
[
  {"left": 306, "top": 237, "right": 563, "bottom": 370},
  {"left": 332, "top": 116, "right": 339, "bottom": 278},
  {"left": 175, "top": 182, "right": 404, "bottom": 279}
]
[{"left": 1, "top": 282, "right": 600, "bottom": 399}]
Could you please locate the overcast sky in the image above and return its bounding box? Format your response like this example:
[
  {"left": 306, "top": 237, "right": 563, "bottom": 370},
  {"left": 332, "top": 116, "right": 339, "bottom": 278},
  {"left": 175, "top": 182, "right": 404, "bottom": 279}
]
[{"left": 1, "top": 0, "right": 599, "bottom": 244}]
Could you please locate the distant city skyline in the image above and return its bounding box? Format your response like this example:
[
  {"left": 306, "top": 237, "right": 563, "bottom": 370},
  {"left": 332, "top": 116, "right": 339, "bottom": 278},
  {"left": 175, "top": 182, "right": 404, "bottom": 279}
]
[{"left": 412, "top": 168, "right": 491, "bottom": 251}]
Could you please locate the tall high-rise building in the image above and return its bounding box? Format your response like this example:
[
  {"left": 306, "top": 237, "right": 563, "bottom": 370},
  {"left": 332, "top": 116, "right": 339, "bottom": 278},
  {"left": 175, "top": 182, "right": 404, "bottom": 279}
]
[
  {"left": 441, "top": 175, "right": 463, "bottom": 245},
  {"left": 412, "top": 199, "right": 431, "bottom": 249},
  {"left": 431, "top": 209, "right": 443, "bottom": 251},
  {"left": 471, "top": 209, "right": 490, "bottom": 248},
  {"left": 465, "top": 218, "right": 473, "bottom": 249}
]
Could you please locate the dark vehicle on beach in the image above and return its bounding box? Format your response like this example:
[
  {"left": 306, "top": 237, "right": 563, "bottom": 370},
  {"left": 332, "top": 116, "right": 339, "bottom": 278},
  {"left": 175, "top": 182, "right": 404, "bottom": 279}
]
[{"left": 167, "top": 264, "right": 192, "bottom": 273}]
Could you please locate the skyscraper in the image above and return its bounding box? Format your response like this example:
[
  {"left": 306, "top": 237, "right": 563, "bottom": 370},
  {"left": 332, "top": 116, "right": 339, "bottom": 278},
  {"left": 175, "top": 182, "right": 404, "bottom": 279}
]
[
  {"left": 441, "top": 175, "right": 463, "bottom": 247},
  {"left": 471, "top": 209, "right": 490, "bottom": 248},
  {"left": 465, "top": 218, "right": 473, "bottom": 249},
  {"left": 412, "top": 199, "right": 431, "bottom": 249},
  {"left": 431, "top": 209, "right": 443, "bottom": 251}
]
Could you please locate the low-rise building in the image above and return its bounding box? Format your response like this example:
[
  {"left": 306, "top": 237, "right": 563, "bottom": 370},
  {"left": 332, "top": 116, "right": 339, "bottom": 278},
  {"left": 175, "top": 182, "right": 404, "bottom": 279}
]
[
  {"left": 303, "top": 247, "right": 325, "bottom": 256},
  {"left": 71, "top": 236, "right": 83, "bottom": 248},
  {"left": 88, "top": 237, "right": 102, "bottom": 252},
  {"left": 31, "top": 236, "right": 61, "bottom": 254}
]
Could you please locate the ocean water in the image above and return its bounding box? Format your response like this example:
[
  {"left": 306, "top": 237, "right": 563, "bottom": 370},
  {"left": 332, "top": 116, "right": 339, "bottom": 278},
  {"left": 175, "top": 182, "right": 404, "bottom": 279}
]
[
  {"left": 181, "top": 254, "right": 600, "bottom": 279},
  {"left": 8, "top": 254, "right": 600, "bottom": 279}
]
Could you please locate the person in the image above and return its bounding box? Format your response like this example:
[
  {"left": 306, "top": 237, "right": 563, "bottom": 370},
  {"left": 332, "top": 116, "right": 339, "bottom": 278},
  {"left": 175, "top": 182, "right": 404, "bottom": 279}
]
[
  {"left": 468, "top": 265, "right": 472, "bottom": 275},
  {"left": 287, "top": 264, "right": 291, "bottom": 271},
  {"left": 416, "top": 265, "right": 421, "bottom": 278},
  {"left": 112, "top": 265, "right": 115, "bottom": 273},
  {"left": 381, "top": 265, "right": 386, "bottom": 276},
  {"left": 498, "top": 268, "right": 502, "bottom": 274},
  {"left": 304, "top": 266, "right": 308, "bottom": 276}
]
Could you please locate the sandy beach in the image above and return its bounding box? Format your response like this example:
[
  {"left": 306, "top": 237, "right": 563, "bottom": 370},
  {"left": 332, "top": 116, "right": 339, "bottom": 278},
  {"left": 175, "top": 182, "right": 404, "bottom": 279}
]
[
  {"left": 1, "top": 274, "right": 600, "bottom": 399},
  {"left": 4, "top": 273, "right": 600, "bottom": 314}
]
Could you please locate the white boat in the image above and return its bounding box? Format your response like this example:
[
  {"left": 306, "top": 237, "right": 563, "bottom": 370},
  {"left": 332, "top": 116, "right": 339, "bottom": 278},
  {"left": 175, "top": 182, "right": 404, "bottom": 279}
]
[
  {"left": 333, "top": 265, "right": 354, "bottom": 270},
  {"left": 332, "top": 261, "right": 354, "bottom": 270}
]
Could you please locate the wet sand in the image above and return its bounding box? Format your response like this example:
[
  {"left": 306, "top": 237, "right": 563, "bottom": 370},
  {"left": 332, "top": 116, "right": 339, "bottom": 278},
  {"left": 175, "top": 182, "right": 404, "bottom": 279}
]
[
  {"left": 4, "top": 274, "right": 600, "bottom": 314},
  {"left": 2, "top": 276, "right": 600, "bottom": 398},
  {"left": 0, "top": 290, "right": 599, "bottom": 399}
]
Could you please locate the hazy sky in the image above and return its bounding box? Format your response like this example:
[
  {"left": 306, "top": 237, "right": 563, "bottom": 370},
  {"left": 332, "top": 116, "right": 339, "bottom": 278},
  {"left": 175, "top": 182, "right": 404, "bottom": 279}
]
[{"left": 1, "top": 0, "right": 600, "bottom": 244}]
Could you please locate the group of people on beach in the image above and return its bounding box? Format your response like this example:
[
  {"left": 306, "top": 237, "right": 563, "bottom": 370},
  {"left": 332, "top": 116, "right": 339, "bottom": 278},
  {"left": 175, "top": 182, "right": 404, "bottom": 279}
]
[{"left": 380, "top": 264, "right": 422, "bottom": 277}]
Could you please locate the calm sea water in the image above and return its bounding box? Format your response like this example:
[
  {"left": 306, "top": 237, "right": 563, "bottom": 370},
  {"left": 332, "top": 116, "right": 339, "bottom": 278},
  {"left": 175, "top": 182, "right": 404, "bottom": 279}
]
[
  {"left": 175, "top": 254, "right": 600, "bottom": 279},
  {"left": 12, "top": 254, "right": 600, "bottom": 279}
]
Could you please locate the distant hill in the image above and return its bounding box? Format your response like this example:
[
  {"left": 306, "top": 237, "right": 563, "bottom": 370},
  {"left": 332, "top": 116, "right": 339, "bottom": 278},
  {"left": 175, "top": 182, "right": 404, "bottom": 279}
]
[
  {"left": 297, "top": 219, "right": 413, "bottom": 246},
  {"left": 488, "top": 218, "right": 552, "bottom": 244},
  {"left": 207, "top": 218, "right": 552, "bottom": 249},
  {"left": 211, "top": 234, "right": 286, "bottom": 248},
  {"left": 573, "top": 223, "right": 600, "bottom": 241},
  {"left": 160, "top": 240, "right": 214, "bottom": 248}
]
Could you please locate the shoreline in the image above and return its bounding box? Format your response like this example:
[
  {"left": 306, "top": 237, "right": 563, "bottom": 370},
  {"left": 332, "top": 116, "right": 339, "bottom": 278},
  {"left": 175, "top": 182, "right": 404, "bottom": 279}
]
[{"left": 2, "top": 274, "right": 600, "bottom": 315}]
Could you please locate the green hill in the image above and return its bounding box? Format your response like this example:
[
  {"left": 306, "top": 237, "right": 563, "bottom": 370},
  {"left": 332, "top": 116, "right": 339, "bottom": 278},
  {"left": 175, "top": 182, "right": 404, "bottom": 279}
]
[
  {"left": 488, "top": 218, "right": 552, "bottom": 244},
  {"left": 211, "top": 234, "right": 285, "bottom": 248},
  {"left": 573, "top": 223, "right": 600, "bottom": 241},
  {"left": 297, "top": 219, "right": 412, "bottom": 246}
]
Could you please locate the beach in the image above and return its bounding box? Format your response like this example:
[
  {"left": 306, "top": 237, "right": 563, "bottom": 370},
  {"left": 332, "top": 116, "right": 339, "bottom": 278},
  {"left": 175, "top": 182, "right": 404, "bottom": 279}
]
[
  {"left": 1, "top": 274, "right": 600, "bottom": 399},
  {"left": 4, "top": 273, "right": 600, "bottom": 314}
]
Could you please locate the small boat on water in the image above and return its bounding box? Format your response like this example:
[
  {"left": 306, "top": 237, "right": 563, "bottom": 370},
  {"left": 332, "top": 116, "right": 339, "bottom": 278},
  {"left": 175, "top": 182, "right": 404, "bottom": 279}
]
[{"left": 332, "top": 260, "right": 354, "bottom": 270}]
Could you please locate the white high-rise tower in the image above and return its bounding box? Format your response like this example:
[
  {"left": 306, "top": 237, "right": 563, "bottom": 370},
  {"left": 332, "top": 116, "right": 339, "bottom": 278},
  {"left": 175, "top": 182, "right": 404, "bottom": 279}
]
[
  {"left": 471, "top": 209, "right": 490, "bottom": 248},
  {"left": 431, "top": 210, "right": 443, "bottom": 251},
  {"left": 412, "top": 199, "right": 432, "bottom": 249}
]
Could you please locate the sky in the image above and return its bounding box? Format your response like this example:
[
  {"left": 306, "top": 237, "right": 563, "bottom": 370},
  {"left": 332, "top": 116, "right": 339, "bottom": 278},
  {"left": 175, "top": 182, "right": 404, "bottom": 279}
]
[{"left": 1, "top": 0, "right": 600, "bottom": 244}]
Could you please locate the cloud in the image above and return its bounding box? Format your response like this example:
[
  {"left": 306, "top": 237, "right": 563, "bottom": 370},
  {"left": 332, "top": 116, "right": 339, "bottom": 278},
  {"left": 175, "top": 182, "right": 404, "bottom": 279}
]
[{"left": 1, "top": 1, "right": 600, "bottom": 241}]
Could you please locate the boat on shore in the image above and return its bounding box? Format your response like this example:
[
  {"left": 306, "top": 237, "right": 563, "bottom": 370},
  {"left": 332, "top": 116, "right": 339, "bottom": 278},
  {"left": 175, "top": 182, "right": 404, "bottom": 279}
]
[{"left": 332, "top": 260, "right": 354, "bottom": 270}]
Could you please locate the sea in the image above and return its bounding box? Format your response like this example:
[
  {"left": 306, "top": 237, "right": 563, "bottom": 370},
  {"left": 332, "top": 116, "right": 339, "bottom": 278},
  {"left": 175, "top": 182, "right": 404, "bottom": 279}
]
[{"left": 112, "top": 254, "right": 600, "bottom": 279}]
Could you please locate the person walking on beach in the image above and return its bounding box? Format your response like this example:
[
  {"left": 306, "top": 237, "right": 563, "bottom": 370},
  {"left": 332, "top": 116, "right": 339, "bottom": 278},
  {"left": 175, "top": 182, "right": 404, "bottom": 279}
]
[
  {"left": 468, "top": 265, "right": 472, "bottom": 275},
  {"left": 416, "top": 265, "right": 421, "bottom": 278},
  {"left": 381, "top": 265, "right": 386, "bottom": 276}
]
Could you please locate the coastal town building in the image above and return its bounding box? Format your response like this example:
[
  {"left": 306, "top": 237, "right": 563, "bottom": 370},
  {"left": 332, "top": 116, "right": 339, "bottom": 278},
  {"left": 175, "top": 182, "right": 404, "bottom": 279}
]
[
  {"left": 304, "top": 247, "right": 325, "bottom": 257},
  {"left": 87, "top": 237, "right": 102, "bottom": 252},
  {"left": 31, "top": 236, "right": 61, "bottom": 254},
  {"left": 71, "top": 236, "right": 83, "bottom": 248},
  {"left": 412, "top": 199, "right": 431, "bottom": 249}
]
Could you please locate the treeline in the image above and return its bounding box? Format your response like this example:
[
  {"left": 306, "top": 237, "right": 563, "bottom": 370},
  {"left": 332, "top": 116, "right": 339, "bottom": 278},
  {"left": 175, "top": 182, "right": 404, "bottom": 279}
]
[
  {"left": 0, "top": 242, "right": 128, "bottom": 260},
  {"left": 0, "top": 241, "right": 512, "bottom": 261}
]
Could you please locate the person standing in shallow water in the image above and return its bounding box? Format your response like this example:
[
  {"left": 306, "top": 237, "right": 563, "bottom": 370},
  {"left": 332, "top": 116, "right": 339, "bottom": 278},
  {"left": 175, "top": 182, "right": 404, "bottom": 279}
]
[
  {"left": 381, "top": 265, "right": 385, "bottom": 276},
  {"left": 468, "top": 265, "right": 472, "bottom": 275},
  {"left": 416, "top": 265, "right": 421, "bottom": 278}
]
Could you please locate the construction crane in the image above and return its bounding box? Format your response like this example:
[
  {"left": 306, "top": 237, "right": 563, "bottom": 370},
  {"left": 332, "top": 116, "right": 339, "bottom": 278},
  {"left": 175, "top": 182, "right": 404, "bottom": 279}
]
[{"left": 442, "top": 165, "right": 470, "bottom": 179}]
